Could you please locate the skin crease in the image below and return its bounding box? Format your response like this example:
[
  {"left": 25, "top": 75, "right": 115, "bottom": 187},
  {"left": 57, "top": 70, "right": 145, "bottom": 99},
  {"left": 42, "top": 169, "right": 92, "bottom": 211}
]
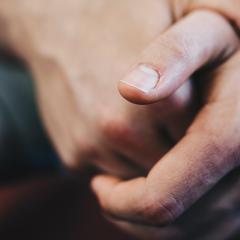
[{"left": 0, "top": 0, "right": 239, "bottom": 239}]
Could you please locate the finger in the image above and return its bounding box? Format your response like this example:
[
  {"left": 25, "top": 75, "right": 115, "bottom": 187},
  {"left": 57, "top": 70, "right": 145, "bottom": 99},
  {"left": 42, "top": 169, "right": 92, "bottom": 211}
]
[
  {"left": 92, "top": 121, "right": 237, "bottom": 225},
  {"left": 92, "top": 175, "right": 156, "bottom": 223},
  {"left": 188, "top": 0, "right": 240, "bottom": 29},
  {"left": 118, "top": 10, "right": 239, "bottom": 104}
]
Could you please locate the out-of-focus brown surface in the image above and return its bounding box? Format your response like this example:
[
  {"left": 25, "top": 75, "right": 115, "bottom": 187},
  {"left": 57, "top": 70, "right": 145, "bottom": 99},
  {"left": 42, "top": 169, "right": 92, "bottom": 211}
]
[{"left": 0, "top": 174, "right": 136, "bottom": 240}]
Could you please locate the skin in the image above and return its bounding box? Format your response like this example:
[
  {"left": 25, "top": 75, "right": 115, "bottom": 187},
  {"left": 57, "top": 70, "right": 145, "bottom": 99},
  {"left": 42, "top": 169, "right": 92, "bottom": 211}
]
[
  {"left": 0, "top": 0, "right": 239, "bottom": 238},
  {"left": 91, "top": 1, "right": 240, "bottom": 239},
  {"left": 0, "top": 0, "right": 196, "bottom": 177},
  {"left": 92, "top": 50, "right": 240, "bottom": 239},
  {"left": 103, "top": 168, "right": 240, "bottom": 240}
]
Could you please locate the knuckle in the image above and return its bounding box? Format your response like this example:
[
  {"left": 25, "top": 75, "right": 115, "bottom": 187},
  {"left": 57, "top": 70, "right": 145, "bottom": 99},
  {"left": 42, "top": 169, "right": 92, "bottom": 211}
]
[
  {"left": 62, "top": 133, "right": 96, "bottom": 169},
  {"left": 159, "top": 34, "right": 190, "bottom": 63},
  {"left": 142, "top": 194, "right": 183, "bottom": 226},
  {"left": 99, "top": 115, "right": 133, "bottom": 144}
]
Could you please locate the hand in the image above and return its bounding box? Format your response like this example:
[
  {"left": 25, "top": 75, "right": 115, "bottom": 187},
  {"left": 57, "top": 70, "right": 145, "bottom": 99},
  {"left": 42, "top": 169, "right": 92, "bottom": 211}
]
[
  {"left": 0, "top": 1, "right": 238, "bottom": 178},
  {"left": 93, "top": 168, "right": 240, "bottom": 240},
  {"left": 0, "top": 0, "right": 178, "bottom": 177},
  {"left": 91, "top": 44, "right": 240, "bottom": 239},
  {"left": 0, "top": 1, "right": 239, "bottom": 238}
]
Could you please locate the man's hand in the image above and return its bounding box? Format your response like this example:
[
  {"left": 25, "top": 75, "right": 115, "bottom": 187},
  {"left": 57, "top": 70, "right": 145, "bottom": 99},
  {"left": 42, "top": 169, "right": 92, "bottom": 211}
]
[
  {"left": 90, "top": 1, "right": 240, "bottom": 236},
  {"left": 92, "top": 43, "right": 240, "bottom": 240},
  {"left": 0, "top": 0, "right": 240, "bottom": 238},
  {"left": 0, "top": 1, "right": 238, "bottom": 179},
  {"left": 90, "top": 1, "right": 240, "bottom": 238},
  {"left": 0, "top": 0, "right": 178, "bottom": 177},
  {"left": 0, "top": 0, "right": 195, "bottom": 178}
]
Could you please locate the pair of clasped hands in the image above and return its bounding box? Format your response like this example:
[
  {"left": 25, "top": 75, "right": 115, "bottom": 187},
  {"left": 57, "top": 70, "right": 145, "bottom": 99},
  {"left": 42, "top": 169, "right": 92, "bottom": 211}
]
[{"left": 1, "top": 0, "right": 240, "bottom": 239}]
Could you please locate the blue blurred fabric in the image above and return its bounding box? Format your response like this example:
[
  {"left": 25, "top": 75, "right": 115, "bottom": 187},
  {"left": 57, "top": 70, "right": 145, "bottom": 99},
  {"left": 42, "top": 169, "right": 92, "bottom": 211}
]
[{"left": 0, "top": 55, "right": 61, "bottom": 181}]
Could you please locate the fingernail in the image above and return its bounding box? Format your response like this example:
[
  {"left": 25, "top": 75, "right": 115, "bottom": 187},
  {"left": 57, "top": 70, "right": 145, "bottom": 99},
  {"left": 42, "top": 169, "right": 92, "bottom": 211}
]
[{"left": 121, "top": 64, "right": 160, "bottom": 93}]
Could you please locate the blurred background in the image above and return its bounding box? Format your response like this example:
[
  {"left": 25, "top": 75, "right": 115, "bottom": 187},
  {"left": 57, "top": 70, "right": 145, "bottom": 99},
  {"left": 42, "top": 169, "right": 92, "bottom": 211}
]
[{"left": 0, "top": 55, "right": 134, "bottom": 240}]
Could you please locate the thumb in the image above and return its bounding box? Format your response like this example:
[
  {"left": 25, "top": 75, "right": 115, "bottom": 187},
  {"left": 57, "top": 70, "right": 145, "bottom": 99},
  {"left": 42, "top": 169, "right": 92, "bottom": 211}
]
[
  {"left": 118, "top": 10, "right": 238, "bottom": 104},
  {"left": 91, "top": 118, "right": 237, "bottom": 226}
]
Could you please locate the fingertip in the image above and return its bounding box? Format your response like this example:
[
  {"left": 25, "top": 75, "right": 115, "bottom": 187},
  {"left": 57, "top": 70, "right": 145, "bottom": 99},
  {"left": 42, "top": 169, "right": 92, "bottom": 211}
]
[
  {"left": 118, "top": 80, "right": 162, "bottom": 105},
  {"left": 118, "top": 63, "right": 176, "bottom": 104},
  {"left": 118, "top": 80, "right": 147, "bottom": 104},
  {"left": 91, "top": 175, "right": 121, "bottom": 196},
  {"left": 118, "top": 64, "right": 164, "bottom": 104}
]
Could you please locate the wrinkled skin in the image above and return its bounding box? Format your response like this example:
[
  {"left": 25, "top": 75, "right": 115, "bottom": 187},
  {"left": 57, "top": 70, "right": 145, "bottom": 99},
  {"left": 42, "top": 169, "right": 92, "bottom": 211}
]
[{"left": 0, "top": 0, "right": 240, "bottom": 239}]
